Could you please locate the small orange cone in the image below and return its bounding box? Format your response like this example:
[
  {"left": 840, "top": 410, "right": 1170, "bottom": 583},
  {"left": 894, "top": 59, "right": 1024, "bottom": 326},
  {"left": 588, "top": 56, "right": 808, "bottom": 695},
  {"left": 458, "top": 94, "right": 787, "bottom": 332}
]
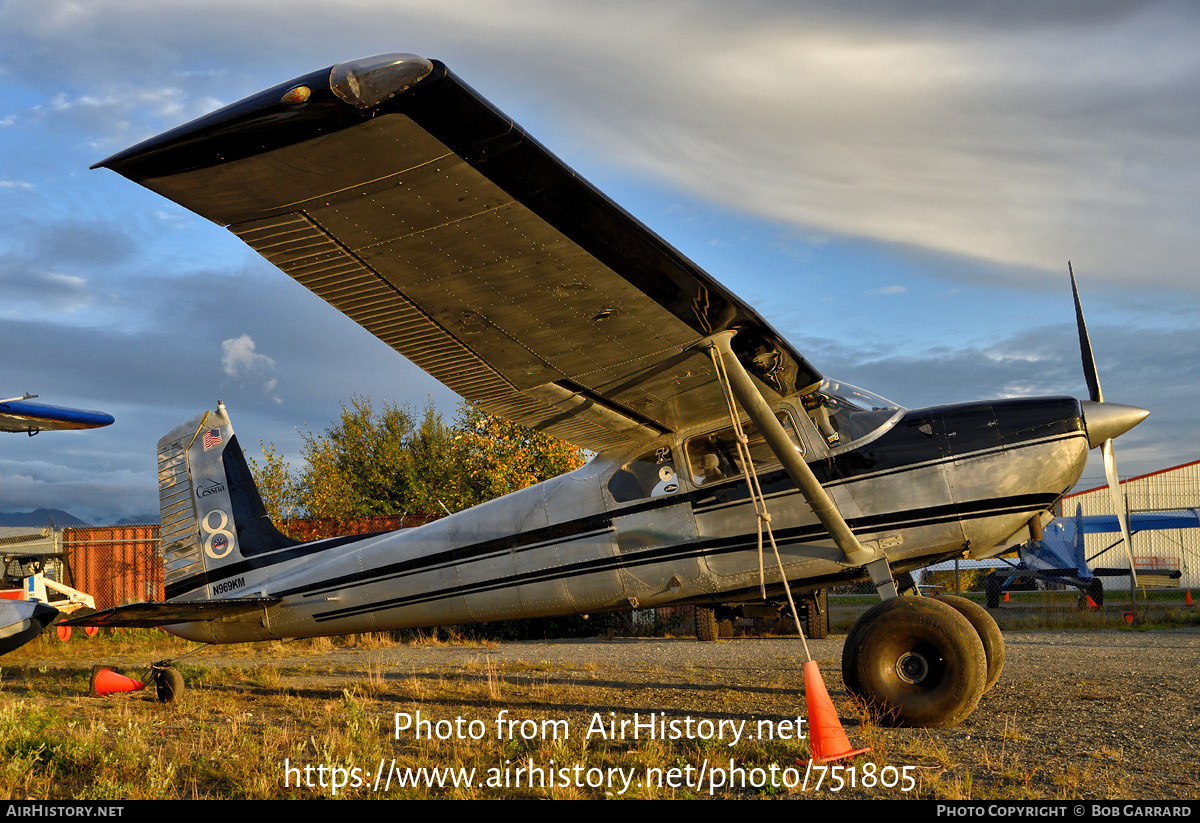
[
  {"left": 89, "top": 666, "right": 145, "bottom": 696},
  {"left": 1122, "top": 612, "right": 1134, "bottom": 625},
  {"left": 1186, "top": 590, "right": 1194, "bottom": 607},
  {"left": 1003, "top": 591, "right": 1010, "bottom": 602},
  {"left": 803, "top": 660, "right": 870, "bottom": 763},
  {"left": 56, "top": 625, "right": 72, "bottom": 641},
  {"left": 84, "top": 626, "right": 99, "bottom": 638},
  {"left": 1085, "top": 595, "right": 1100, "bottom": 611}
]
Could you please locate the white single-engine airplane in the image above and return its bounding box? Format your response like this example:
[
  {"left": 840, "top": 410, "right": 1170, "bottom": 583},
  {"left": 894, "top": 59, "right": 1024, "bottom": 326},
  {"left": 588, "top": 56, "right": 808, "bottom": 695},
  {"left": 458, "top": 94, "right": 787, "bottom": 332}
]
[{"left": 67, "top": 54, "right": 1149, "bottom": 726}]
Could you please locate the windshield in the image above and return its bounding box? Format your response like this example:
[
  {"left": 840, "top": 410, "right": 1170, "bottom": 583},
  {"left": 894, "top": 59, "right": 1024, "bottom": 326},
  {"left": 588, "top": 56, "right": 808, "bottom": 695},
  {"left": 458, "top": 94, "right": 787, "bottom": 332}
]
[{"left": 802, "top": 379, "right": 904, "bottom": 450}]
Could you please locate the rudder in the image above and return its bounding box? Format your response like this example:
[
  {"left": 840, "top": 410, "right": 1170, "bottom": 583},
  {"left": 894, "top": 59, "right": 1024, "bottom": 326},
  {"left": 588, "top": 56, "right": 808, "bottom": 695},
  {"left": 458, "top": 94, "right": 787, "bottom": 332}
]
[{"left": 158, "top": 402, "right": 296, "bottom": 600}]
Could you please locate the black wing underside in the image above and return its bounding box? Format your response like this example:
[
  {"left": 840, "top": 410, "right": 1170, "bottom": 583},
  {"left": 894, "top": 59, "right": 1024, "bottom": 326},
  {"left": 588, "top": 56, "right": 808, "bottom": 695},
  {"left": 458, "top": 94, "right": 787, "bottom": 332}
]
[{"left": 96, "top": 54, "right": 820, "bottom": 453}]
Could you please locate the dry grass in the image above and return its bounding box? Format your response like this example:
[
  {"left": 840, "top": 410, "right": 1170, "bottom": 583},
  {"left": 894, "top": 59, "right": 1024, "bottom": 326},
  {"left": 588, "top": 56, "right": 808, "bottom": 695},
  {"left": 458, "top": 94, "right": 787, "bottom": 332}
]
[
  {"left": 3, "top": 626, "right": 1195, "bottom": 800},
  {"left": 0, "top": 644, "right": 851, "bottom": 799}
]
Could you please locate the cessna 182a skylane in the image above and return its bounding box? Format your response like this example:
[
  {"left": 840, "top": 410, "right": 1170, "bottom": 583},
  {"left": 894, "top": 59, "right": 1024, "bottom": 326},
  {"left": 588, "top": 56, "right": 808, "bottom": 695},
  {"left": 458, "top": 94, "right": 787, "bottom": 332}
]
[{"left": 67, "top": 54, "right": 1149, "bottom": 727}]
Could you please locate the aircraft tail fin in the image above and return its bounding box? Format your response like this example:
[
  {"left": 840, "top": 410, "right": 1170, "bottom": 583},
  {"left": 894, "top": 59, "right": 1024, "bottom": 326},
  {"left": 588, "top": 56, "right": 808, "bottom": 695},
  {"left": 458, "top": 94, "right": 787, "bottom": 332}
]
[
  {"left": 158, "top": 402, "right": 296, "bottom": 600},
  {"left": 1071, "top": 503, "right": 1090, "bottom": 576}
]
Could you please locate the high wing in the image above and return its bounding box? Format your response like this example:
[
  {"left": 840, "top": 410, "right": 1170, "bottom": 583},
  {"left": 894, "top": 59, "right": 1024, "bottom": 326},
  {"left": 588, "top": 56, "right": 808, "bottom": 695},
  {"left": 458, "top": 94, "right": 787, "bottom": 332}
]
[
  {"left": 94, "top": 54, "right": 821, "bottom": 454},
  {"left": 1079, "top": 511, "right": 1200, "bottom": 533},
  {"left": 0, "top": 395, "right": 114, "bottom": 434}
]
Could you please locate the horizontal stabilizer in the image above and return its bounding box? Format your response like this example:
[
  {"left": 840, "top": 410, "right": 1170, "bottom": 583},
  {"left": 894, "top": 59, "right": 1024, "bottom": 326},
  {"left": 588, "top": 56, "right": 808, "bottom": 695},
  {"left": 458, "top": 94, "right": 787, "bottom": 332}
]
[
  {"left": 60, "top": 597, "right": 279, "bottom": 628},
  {"left": 1092, "top": 567, "right": 1181, "bottom": 578}
]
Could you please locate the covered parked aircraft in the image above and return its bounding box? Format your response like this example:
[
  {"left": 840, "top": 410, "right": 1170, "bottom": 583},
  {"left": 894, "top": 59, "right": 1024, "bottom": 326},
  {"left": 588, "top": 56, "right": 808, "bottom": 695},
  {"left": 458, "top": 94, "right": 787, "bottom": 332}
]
[
  {"left": 67, "top": 54, "right": 1148, "bottom": 726},
  {"left": 983, "top": 505, "right": 1195, "bottom": 608}
]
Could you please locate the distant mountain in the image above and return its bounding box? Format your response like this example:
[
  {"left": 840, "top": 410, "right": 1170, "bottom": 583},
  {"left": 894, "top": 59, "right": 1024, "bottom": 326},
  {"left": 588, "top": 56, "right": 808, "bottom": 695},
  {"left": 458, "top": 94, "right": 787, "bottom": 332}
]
[
  {"left": 0, "top": 508, "right": 88, "bottom": 527},
  {"left": 115, "top": 514, "right": 160, "bottom": 525}
]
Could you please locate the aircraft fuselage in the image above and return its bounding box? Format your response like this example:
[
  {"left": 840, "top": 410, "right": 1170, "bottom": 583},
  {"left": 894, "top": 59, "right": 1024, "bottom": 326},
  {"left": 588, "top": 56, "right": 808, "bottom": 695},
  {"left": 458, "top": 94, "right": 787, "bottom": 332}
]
[{"left": 164, "top": 395, "right": 1087, "bottom": 644}]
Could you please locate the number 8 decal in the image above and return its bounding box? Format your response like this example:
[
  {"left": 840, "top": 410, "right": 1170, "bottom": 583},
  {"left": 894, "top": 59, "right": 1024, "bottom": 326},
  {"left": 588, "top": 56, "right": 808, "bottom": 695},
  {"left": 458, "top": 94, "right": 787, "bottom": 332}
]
[{"left": 202, "top": 509, "right": 236, "bottom": 559}]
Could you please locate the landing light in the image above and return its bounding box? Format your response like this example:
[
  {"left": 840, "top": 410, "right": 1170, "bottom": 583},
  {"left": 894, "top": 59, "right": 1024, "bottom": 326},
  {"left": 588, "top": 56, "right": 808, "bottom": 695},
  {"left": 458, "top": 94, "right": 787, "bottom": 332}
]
[{"left": 330, "top": 53, "right": 434, "bottom": 109}]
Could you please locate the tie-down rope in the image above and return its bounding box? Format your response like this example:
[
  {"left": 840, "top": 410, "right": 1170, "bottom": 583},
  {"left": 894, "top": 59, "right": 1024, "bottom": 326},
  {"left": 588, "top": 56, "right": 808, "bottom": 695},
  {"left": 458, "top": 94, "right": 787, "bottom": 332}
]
[{"left": 706, "top": 344, "right": 812, "bottom": 662}]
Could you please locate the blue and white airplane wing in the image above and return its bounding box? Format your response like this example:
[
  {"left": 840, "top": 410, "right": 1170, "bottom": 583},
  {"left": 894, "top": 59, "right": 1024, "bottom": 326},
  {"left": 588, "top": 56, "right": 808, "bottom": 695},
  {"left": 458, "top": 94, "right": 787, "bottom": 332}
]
[{"left": 0, "top": 395, "right": 115, "bottom": 435}]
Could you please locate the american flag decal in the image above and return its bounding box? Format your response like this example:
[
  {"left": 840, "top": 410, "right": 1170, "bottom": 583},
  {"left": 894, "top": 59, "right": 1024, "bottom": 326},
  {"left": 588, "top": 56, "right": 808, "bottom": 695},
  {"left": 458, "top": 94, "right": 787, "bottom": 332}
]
[{"left": 202, "top": 428, "right": 222, "bottom": 451}]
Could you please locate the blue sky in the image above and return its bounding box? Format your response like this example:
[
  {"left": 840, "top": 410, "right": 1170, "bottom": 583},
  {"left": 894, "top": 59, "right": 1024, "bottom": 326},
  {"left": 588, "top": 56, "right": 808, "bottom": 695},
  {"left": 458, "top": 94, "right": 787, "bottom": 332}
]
[{"left": 1, "top": 1, "right": 1197, "bottom": 521}]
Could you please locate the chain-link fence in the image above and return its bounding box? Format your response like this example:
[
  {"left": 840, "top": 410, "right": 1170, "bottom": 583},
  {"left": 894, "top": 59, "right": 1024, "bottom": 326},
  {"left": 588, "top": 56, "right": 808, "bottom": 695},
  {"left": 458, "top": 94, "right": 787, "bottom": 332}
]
[{"left": 61, "top": 524, "right": 162, "bottom": 610}]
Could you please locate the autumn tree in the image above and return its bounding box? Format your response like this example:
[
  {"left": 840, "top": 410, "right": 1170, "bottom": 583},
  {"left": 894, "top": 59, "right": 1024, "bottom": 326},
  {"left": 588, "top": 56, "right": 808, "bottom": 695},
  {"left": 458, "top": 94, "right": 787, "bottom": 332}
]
[
  {"left": 299, "top": 396, "right": 423, "bottom": 521},
  {"left": 247, "top": 441, "right": 301, "bottom": 522},
  {"left": 249, "top": 396, "right": 587, "bottom": 526},
  {"left": 452, "top": 404, "right": 588, "bottom": 509}
]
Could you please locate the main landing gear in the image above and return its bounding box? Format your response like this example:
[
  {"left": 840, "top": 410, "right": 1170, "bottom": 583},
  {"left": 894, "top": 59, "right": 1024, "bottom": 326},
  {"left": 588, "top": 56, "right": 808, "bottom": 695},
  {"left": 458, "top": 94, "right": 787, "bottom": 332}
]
[
  {"left": 841, "top": 594, "right": 1004, "bottom": 727},
  {"left": 694, "top": 590, "right": 829, "bottom": 641},
  {"left": 694, "top": 607, "right": 720, "bottom": 641}
]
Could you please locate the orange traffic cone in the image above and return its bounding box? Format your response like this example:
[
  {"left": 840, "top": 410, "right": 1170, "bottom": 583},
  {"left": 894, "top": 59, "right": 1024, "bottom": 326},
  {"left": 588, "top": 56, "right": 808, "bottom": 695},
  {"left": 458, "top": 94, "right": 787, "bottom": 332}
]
[
  {"left": 803, "top": 660, "right": 871, "bottom": 763},
  {"left": 1003, "top": 591, "right": 1010, "bottom": 602},
  {"left": 1085, "top": 595, "right": 1100, "bottom": 611},
  {"left": 1186, "top": 590, "right": 1194, "bottom": 607},
  {"left": 89, "top": 666, "right": 145, "bottom": 696}
]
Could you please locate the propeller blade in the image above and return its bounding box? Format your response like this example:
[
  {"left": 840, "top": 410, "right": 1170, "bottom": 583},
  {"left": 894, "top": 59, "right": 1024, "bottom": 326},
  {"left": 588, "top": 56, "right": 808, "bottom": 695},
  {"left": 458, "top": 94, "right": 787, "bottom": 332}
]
[
  {"left": 1070, "top": 263, "right": 1141, "bottom": 588},
  {"left": 1102, "top": 440, "right": 1138, "bottom": 587},
  {"left": 1069, "top": 262, "right": 1103, "bottom": 404}
]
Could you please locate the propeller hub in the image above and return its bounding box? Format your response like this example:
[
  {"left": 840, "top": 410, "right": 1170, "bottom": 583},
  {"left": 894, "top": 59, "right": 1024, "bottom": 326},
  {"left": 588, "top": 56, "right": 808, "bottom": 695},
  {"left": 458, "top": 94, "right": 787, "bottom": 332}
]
[{"left": 1081, "top": 401, "right": 1149, "bottom": 449}]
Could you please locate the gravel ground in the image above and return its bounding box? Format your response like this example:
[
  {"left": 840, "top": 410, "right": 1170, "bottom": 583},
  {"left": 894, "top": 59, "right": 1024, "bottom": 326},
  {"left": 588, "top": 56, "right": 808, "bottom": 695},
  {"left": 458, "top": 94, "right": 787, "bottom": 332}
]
[{"left": 187, "top": 627, "right": 1200, "bottom": 799}]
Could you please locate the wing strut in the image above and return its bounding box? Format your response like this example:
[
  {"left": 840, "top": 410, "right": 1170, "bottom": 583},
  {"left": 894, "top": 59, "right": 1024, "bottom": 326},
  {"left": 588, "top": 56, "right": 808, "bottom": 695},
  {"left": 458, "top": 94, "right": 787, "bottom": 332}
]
[
  {"left": 705, "top": 342, "right": 812, "bottom": 658},
  {"left": 704, "top": 332, "right": 899, "bottom": 600}
]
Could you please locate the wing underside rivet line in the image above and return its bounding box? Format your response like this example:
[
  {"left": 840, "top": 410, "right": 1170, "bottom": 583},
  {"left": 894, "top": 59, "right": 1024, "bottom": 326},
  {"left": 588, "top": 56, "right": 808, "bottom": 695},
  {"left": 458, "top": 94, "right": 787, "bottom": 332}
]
[{"left": 232, "top": 212, "right": 644, "bottom": 453}]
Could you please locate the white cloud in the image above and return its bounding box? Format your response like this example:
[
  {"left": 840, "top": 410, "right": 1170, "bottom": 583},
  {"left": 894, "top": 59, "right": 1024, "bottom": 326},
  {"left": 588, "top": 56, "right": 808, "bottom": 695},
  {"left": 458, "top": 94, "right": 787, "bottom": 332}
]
[
  {"left": 0, "top": 267, "right": 92, "bottom": 317},
  {"left": 221, "top": 334, "right": 280, "bottom": 401},
  {"left": 2, "top": 1, "right": 1197, "bottom": 287},
  {"left": 221, "top": 333, "right": 274, "bottom": 376}
]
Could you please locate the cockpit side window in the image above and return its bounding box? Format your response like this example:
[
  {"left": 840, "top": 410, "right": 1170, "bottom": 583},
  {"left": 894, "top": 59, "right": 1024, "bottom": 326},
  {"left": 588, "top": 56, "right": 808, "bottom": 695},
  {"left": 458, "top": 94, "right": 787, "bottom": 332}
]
[
  {"left": 684, "top": 413, "right": 802, "bottom": 487},
  {"left": 607, "top": 446, "right": 679, "bottom": 503}
]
